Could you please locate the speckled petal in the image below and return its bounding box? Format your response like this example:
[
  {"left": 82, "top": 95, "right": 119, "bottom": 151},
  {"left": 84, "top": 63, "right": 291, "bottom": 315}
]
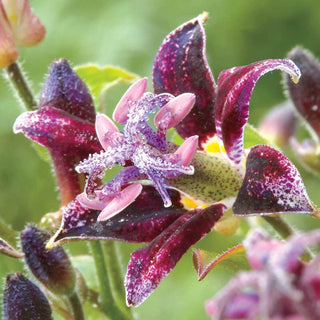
[
  {"left": 153, "top": 13, "right": 216, "bottom": 146},
  {"left": 13, "top": 106, "right": 102, "bottom": 156},
  {"left": 233, "top": 145, "right": 315, "bottom": 215},
  {"left": 215, "top": 59, "right": 300, "bottom": 164},
  {"left": 125, "top": 203, "right": 225, "bottom": 307},
  {"left": 287, "top": 47, "right": 320, "bottom": 140},
  {"left": 47, "top": 186, "right": 186, "bottom": 248}
]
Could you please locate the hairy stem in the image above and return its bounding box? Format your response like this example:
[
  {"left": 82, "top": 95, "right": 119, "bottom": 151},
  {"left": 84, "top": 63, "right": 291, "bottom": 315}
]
[
  {"left": 103, "top": 241, "right": 132, "bottom": 318},
  {"left": 68, "top": 291, "right": 85, "bottom": 320},
  {"left": 90, "top": 241, "right": 131, "bottom": 320},
  {"left": 5, "top": 62, "right": 37, "bottom": 110}
]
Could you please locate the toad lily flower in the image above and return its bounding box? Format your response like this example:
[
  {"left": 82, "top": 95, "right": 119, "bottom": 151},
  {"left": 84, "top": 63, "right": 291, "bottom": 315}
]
[
  {"left": 76, "top": 77, "right": 199, "bottom": 220},
  {"left": 206, "top": 229, "right": 320, "bottom": 320},
  {"left": 21, "top": 14, "right": 317, "bottom": 308}
]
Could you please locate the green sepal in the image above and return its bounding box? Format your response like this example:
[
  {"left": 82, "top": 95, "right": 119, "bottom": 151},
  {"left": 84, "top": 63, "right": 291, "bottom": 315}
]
[{"left": 171, "top": 152, "right": 244, "bottom": 203}]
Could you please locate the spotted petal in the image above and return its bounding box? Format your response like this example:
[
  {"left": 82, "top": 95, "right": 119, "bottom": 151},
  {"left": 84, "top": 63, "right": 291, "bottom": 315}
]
[
  {"left": 13, "top": 106, "right": 102, "bottom": 156},
  {"left": 125, "top": 203, "right": 225, "bottom": 307},
  {"left": 47, "top": 186, "right": 187, "bottom": 248},
  {"left": 215, "top": 59, "right": 301, "bottom": 164},
  {"left": 153, "top": 13, "right": 216, "bottom": 146},
  {"left": 233, "top": 145, "right": 316, "bottom": 215}
]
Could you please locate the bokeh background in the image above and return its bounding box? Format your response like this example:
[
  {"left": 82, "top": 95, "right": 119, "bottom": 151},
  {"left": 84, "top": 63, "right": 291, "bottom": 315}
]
[{"left": 1, "top": 0, "right": 320, "bottom": 319}]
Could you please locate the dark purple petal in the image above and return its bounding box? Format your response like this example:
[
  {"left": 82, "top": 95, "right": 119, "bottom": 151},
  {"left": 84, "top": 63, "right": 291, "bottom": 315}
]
[
  {"left": 3, "top": 273, "right": 53, "bottom": 320},
  {"left": 233, "top": 145, "right": 315, "bottom": 215},
  {"left": 215, "top": 59, "right": 300, "bottom": 164},
  {"left": 153, "top": 13, "right": 216, "bottom": 146},
  {"left": 39, "top": 58, "right": 96, "bottom": 123},
  {"left": 21, "top": 225, "right": 76, "bottom": 295},
  {"left": 287, "top": 47, "right": 320, "bottom": 139},
  {"left": 48, "top": 186, "right": 187, "bottom": 247},
  {"left": 125, "top": 203, "right": 225, "bottom": 307},
  {"left": 13, "top": 106, "right": 102, "bottom": 156},
  {"left": 0, "top": 238, "right": 24, "bottom": 259}
]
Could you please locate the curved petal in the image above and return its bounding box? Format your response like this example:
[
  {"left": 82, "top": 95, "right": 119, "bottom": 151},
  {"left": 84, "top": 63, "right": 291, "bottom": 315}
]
[
  {"left": 13, "top": 106, "right": 102, "bottom": 156},
  {"left": 47, "top": 186, "right": 186, "bottom": 248},
  {"left": 153, "top": 13, "right": 216, "bottom": 146},
  {"left": 125, "top": 203, "right": 225, "bottom": 307},
  {"left": 215, "top": 59, "right": 301, "bottom": 164},
  {"left": 233, "top": 145, "right": 316, "bottom": 215}
]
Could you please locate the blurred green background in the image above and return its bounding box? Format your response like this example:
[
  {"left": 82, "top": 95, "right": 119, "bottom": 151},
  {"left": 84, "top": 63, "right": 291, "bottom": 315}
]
[{"left": 1, "top": 0, "right": 320, "bottom": 319}]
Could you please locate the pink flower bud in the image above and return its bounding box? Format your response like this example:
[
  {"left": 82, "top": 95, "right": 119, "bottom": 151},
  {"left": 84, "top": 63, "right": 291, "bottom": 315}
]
[
  {"left": 2, "top": 0, "right": 45, "bottom": 46},
  {"left": 0, "top": 2, "right": 18, "bottom": 67}
]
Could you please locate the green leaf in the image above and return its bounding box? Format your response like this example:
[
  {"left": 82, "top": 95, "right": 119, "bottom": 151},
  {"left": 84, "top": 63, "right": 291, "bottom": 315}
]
[
  {"left": 244, "top": 123, "right": 274, "bottom": 149},
  {"left": 193, "top": 244, "right": 249, "bottom": 281},
  {"left": 74, "top": 64, "right": 139, "bottom": 109}
]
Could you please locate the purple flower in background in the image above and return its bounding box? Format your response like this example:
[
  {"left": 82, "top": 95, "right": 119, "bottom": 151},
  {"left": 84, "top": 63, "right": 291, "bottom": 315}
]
[{"left": 206, "top": 229, "right": 320, "bottom": 320}]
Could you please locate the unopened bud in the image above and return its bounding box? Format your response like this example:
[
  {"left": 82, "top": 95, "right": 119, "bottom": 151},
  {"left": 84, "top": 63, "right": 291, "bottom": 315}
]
[
  {"left": 3, "top": 272, "right": 53, "bottom": 320},
  {"left": 0, "top": 2, "right": 18, "bottom": 68},
  {"left": 39, "top": 58, "right": 96, "bottom": 123},
  {"left": 258, "top": 102, "right": 298, "bottom": 148},
  {"left": 2, "top": 0, "right": 45, "bottom": 46},
  {"left": 20, "top": 225, "right": 76, "bottom": 295},
  {"left": 287, "top": 47, "right": 320, "bottom": 140}
]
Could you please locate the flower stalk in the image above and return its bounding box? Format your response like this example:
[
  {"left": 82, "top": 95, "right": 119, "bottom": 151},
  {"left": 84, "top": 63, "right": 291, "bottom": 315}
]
[
  {"left": 89, "top": 241, "right": 132, "bottom": 320},
  {"left": 5, "top": 61, "right": 37, "bottom": 110}
]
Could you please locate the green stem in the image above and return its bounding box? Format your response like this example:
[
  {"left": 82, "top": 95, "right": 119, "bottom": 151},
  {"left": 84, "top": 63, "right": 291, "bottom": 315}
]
[
  {"left": 262, "top": 215, "right": 312, "bottom": 261},
  {"left": 89, "top": 241, "right": 131, "bottom": 320},
  {"left": 103, "top": 241, "right": 132, "bottom": 318},
  {"left": 68, "top": 291, "right": 85, "bottom": 320},
  {"left": 5, "top": 61, "right": 37, "bottom": 110},
  {"left": 262, "top": 216, "right": 294, "bottom": 240}
]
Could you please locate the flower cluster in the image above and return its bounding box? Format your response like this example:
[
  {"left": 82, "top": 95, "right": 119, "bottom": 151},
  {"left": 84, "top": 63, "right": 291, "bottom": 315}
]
[
  {"left": 9, "top": 11, "right": 320, "bottom": 315},
  {"left": 13, "top": 13, "right": 319, "bottom": 308},
  {"left": 206, "top": 229, "right": 320, "bottom": 320}
]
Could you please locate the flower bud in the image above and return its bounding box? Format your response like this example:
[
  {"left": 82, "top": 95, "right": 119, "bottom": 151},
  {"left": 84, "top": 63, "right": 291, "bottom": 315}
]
[
  {"left": 39, "top": 58, "right": 96, "bottom": 123},
  {"left": 258, "top": 101, "right": 298, "bottom": 148},
  {"left": 3, "top": 272, "right": 53, "bottom": 320},
  {"left": 20, "top": 225, "right": 76, "bottom": 296},
  {"left": 287, "top": 46, "right": 320, "bottom": 140},
  {"left": 0, "top": 2, "right": 18, "bottom": 68},
  {"left": 2, "top": 0, "right": 45, "bottom": 46}
]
